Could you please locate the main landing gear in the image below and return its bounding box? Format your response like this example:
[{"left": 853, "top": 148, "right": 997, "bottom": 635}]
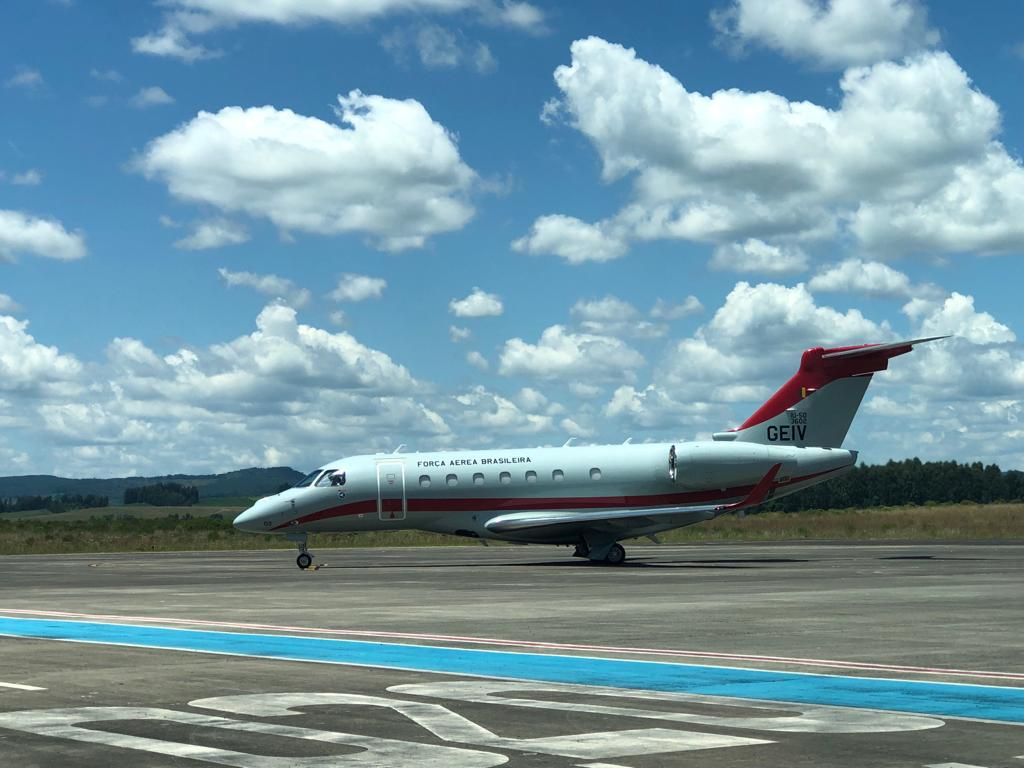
[
  {"left": 573, "top": 539, "right": 627, "bottom": 565},
  {"left": 287, "top": 532, "right": 313, "bottom": 570}
]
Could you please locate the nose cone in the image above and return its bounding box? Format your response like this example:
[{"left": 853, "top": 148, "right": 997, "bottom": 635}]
[{"left": 233, "top": 503, "right": 265, "bottom": 533}]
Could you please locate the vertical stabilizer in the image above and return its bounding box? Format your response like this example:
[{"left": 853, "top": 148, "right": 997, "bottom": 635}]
[{"left": 713, "top": 337, "right": 946, "bottom": 448}]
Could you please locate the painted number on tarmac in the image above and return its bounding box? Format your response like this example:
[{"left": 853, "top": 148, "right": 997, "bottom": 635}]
[{"left": 0, "top": 682, "right": 948, "bottom": 766}]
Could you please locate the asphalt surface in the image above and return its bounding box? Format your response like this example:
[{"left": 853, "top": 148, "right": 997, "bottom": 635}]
[{"left": 0, "top": 541, "right": 1022, "bottom": 767}]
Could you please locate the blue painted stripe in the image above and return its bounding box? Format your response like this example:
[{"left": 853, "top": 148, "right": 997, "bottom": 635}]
[{"left": 2, "top": 616, "right": 1023, "bottom": 724}]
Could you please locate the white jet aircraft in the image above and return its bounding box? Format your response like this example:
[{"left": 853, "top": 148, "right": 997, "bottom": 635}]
[{"left": 234, "top": 337, "right": 944, "bottom": 568}]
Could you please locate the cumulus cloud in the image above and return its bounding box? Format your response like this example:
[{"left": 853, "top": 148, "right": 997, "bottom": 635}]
[
  {"left": 808, "top": 258, "right": 942, "bottom": 299},
  {"left": 218, "top": 267, "right": 311, "bottom": 307},
  {"left": 5, "top": 67, "right": 43, "bottom": 89},
  {"left": 650, "top": 296, "right": 703, "bottom": 319},
  {"left": 529, "top": 38, "right": 1024, "bottom": 262},
  {"left": 174, "top": 218, "right": 249, "bottom": 250},
  {"left": 329, "top": 274, "right": 387, "bottom": 302},
  {"left": 710, "top": 239, "right": 809, "bottom": 275},
  {"left": 135, "top": 1, "right": 544, "bottom": 66},
  {"left": 712, "top": 0, "right": 939, "bottom": 68},
  {"left": 382, "top": 24, "right": 498, "bottom": 74},
  {"left": 0, "top": 294, "right": 22, "bottom": 313},
  {"left": 0, "top": 315, "right": 83, "bottom": 393},
  {"left": 449, "top": 325, "right": 472, "bottom": 342},
  {"left": 904, "top": 292, "right": 1014, "bottom": 345},
  {"left": 450, "top": 385, "right": 553, "bottom": 434},
  {"left": 466, "top": 350, "right": 489, "bottom": 370},
  {"left": 137, "top": 92, "right": 476, "bottom": 251},
  {"left": 131, "top": 26, "right": 221, "bottom": 63},
  {"left": 0, "top": 210, "right": 87, "bottom": 261},
  {"left": 449, "top": 287, "right": 503, "bottom": 317},
  {"left": 571, "top": 296, "right": 666, "bottom": 339},
  {"left": 11, "top": 169, "right": 42, "bottom": 186},
  {"left": 498, "top": 325, "right": 645, "bottom": 383},
  {"left": 512, "top": 214, "right": 627, "bottom": 264},
  {"left": 132, "top": 86, "right": 175, "bottom": 107}
]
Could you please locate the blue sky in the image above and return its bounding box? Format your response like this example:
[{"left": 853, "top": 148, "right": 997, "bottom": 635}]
[{"left": 1, "top": 0, "right": 1023, "bottom": 477}]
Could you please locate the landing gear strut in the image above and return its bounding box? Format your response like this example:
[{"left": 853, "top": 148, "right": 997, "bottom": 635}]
[{"left": 287, "top": 532, "right": 313, "bottom": 570}]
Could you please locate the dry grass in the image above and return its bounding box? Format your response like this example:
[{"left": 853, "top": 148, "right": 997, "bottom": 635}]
[{"left": 0, "top": 503, "right": 1021, "bottom": 556}]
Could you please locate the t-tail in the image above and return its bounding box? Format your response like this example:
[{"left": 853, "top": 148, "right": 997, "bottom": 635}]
[{"left": 713, "top": 337, "right": 947, "bottom": 449}]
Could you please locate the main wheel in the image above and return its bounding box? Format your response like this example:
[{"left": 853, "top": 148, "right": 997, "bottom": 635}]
[
  {"left": 604, "top": 543, "right": 626, "bottom": 565},
  {"left": 296, "top": 552, "right": 313, "bottom": 570}
]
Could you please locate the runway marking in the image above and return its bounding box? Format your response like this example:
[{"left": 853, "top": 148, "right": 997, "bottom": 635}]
[
  {"left": 0, "top": 682, "right": 45, "bottom": 691},
  {"left": 3, "top": 616, "right": 1024, "bottom": 724},
  {"left": 3, "top": 607, "right": 1022, "bottom": 682}
]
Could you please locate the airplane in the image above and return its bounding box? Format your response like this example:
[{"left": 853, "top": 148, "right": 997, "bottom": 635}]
[{"left": 233, "top": 336, "right": 945, "bottom": 568}]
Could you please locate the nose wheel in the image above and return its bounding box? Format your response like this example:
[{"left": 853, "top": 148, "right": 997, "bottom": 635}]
[{"left": 287, "top": 532, "right": 313, "bottom": 570}]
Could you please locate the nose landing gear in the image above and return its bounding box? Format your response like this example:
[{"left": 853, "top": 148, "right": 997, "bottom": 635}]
[{"left": 286, "top": 532, "right": 314, "bottom": 570}]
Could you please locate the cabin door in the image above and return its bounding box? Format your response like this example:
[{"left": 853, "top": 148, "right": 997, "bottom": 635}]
[{"left": 376, "top": 461, "right": 407, "bottom": 521}]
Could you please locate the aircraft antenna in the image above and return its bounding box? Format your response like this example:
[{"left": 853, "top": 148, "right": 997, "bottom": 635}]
[
  {"left": 392, "top": 444, "right": 406, "bottom": 454},
  {"left": 562, "top": 437, "right": 575, "bottom": 447}
]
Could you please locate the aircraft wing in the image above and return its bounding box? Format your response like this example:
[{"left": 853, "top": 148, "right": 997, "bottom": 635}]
[{"left": 485, "top": 463, "right": 781, "bottom": 536}]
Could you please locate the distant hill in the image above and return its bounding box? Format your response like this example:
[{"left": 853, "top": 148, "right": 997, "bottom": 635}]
[{"left": 0, "top": 467, "right": 305, "bottom": 505}]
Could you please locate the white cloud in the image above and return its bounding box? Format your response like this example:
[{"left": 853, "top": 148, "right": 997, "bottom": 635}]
[
  {"left": 449, "top": 325, "right": 472, "bottom": 342},
  {"left": 218, "top": 267, "right": 311, "bottom": 307},
  {"left": 450, "top": 385, "right": 553, "bottom": 434},
  {"left": 531, "top": 38, "right": 1024, "bottom": 260},
  {"left": 90, "top": 68, "right": 123, "bottom": 82},
  {"left": 604, "top": 384, "right": 722, "bottom": 430},
  {"left": 174, "top": 218, "right": 249, "bottom": 250},
  {"left": 466, "top": 350, "right": 489, "bottom": 370},
  {"left": 703, "top": 281, "right": 890, "bottom": 352},
  {"left": 328, "top": 310, "right": 347, "bottom": 325},
  {"left": 5, "top": 67, "right": 43, "bottom": 89},
  {"left": 329, "top": 274, "right": 387, "bottom": 302},
  {"left": 131, "top": 26, "right": 220, "bottom": 63},
  {"left": 0, "top": 315, "right": 83, "bottom": 393},
  {"left": 571, "top": 296, "right": 666, "bottom": 339},
  {"left": 137, "top": 92, "right": 476, "bottom": 251},
  {"left": 11, "top": 169, "right": 43, "bottom": 186},
  {"left": 710, "top": 239, "right": 809, "bottom": 275},
  {"left": 904, "top": 292, "right": 1015, "bottom": 345},
  {"left": 808, "top": 258, "right": 940, "bottom": 299},
  {"left": 512, "top": 214, "right": 627, "bottom": 264},
  {"left": 132, "top": 86, "right": 175, "bottom": 108},
  {"left": 0, "top": 294, "right": 22, "bottom": 313},
  {"left": 499, "top": 325, "right": 645, "bottom": 383},
  {"left": 650, "top": 295, "right": 703, "bottom": 319},
  {"left": 0, "top": 210, "right": 86, "bottom": 261},
  {"left": 449, "top": 287, "right": 503, "bottom": 317},
  {"left": 712, "top": 0, "right": 939, "bottom": 68}
]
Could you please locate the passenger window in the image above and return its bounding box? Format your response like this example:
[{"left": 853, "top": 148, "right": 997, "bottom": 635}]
[
  {"left": 552, "top": 469, "right": 564, "bottom": 482},
  {"left": 473, "top": 472, "right": 485, "bottom": 486},
  {"left": 446, "top": 474, "right": 458, "bottom": 487},
  {"left": 590, "top": 468, "right": 602, "bottom": 481},
  {"left": 419, "top": 474, "right": 431, "bottom": 488},
  {"left": 525, "top": 470, "right": 537, "bottom": 483},
  {"left": 499, "top": 472, "right": 511, "bottom": 485}
]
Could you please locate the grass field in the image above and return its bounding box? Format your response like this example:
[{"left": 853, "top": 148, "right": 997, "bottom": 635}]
[{"left": 0, "top": 502, "right": 1021, "bottom": 556}]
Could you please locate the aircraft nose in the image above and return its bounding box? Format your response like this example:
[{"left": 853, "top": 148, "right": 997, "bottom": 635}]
[{"left": 233, "top": 504, "right": 265, "bottom": 533}]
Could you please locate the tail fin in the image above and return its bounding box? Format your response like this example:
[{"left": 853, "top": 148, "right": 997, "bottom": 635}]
[{"left": 713, "top": 337, "right": 946, "bottom": 448}]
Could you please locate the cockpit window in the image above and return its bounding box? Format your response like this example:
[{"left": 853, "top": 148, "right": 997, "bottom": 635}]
[
  {"left": 315, "top": 469, "right": 346, "bottom": 487},
  {"left": 293, "top": 470, "right": 321, "bottom": 488}
]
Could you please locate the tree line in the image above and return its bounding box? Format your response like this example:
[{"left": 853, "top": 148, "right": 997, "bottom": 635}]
[
  {"left": 0, "top": 494, "right": 109, "bottom": 514},
  {"left": 762, "top": 458, "right": 1024, "bottom": 512},
  {"left": 124, "top": 482, "right": 199, "bottom": 507}
]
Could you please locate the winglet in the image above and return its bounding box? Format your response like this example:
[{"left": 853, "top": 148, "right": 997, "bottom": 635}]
[{"left": 716, "top": 463, "right": 782, "bottom": 514}]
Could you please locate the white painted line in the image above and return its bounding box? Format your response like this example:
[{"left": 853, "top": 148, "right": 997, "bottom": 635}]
[
  {"left": 926, "top": 763, "right": 990, "bottom": 767},
  {"left": 0, "top": 682, "right": 46, "bottom": 691},
  {"left": 3, "top": 607, "right": 1022, "bottom": 683},
  {"left": 577, "top": 763, "right": 634, "bottom": 768}
]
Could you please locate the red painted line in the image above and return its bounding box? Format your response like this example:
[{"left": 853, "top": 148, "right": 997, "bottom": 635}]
[{"left": 3, "top": 608, "right": 1021, "bottom": 683}]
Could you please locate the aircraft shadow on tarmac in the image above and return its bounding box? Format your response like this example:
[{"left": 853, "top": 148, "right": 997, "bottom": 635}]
[{"left": 303, "top": 557, "right": 812, "bottom": 570}]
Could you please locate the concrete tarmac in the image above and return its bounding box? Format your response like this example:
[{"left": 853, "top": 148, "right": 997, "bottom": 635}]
[{"left": 1, "top": 542, "right": 1022, "bottom": 767}]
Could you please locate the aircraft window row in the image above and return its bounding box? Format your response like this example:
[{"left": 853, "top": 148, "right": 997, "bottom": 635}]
[{"left": 414, "top": 468, "right": 603, "bottom": 487}]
